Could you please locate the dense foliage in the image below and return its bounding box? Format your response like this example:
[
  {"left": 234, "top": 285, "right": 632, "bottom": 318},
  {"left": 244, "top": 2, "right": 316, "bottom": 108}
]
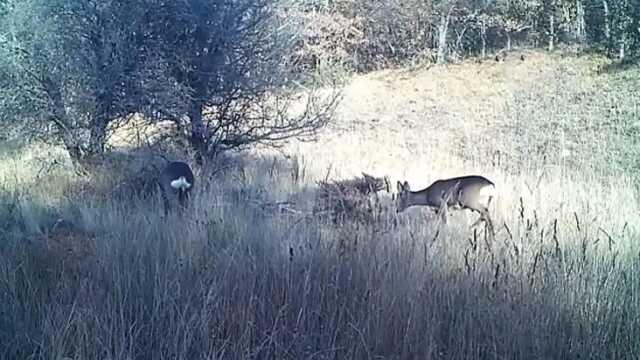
[{"left": 291, "top": 0, "right": 640, "bottom": 70}]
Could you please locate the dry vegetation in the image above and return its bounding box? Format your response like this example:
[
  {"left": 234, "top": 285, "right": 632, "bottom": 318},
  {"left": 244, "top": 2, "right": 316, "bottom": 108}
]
[{"left": 1, "top": 51, "right": 639, "bottom": 359}]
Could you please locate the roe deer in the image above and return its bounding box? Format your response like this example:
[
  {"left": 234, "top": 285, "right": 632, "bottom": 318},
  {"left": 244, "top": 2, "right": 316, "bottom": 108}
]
[
  {"left": 396, "top": 175, "right": 495, "bottom": 236},
  {"left": 159, "top": 161, "right": 195, "bottom": 213}
]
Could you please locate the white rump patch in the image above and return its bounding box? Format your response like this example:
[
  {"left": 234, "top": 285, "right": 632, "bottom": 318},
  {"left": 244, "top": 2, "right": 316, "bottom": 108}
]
[
  {"left": 170, "top": 176, "right": 192, "bottom": 191},
  {"left": 478, "top": 184, "right": 495, "bottom": 200}
]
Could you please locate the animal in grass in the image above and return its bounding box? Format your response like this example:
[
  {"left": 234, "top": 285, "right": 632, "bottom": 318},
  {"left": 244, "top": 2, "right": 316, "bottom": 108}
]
[
  {"left": 158, "top": 161, "right": 195, "bottom": 213},
  {"left": 396, "top": 175, "right": 495, "bottom": 236}
]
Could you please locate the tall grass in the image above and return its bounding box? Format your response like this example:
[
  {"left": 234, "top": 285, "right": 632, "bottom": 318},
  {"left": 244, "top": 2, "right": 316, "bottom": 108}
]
[{"left": 1, "top": 51, "right": 639, "bottom": 359}]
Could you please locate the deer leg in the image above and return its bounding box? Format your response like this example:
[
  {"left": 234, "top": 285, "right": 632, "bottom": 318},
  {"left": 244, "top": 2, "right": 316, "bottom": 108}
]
[
  {"left": 430, "top": 207, "right": 447, "bottom": 225},
  {"left": 485, "top": 213, "right": 496, "bottom": 241},
  {"left": 158, "top": 183, "right": 171, "bottom": 216},
  {"left": 473, "top": 208, "right": 495, "bottom": 241},
  {"left": 178, "top": 190, "right": 187, "bottom": 209},
  {"left": 468, "top": 207, "right": 484, "bottom": 228},
  {"left": 469, "top": 209, "right": 490, "bottom": 229},
  {"left": 470, "top": 216, "right": 484, "bottom": 229},
  {"left": 440, "top": 205, "right": 448, "bottom": 224}
]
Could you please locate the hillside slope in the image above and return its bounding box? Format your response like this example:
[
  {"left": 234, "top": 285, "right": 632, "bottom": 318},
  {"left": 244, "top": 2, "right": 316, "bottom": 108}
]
[{"left": 279, "top": 51, "right": 640, "bottom": 187}]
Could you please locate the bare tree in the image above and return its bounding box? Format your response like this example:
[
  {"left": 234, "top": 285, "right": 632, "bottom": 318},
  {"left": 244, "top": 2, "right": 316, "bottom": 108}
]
[
  {"left": 146, "top": 0, "right": 341, "bottom": 160},
  {"left": 0, "top": 0, "right": 187, "bottom": 164},
  {"left": 436, "top": 1, "right": 457, "bottom": 64}
]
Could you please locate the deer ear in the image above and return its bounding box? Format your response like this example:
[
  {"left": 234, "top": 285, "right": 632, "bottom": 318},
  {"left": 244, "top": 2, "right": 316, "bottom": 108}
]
[
  {"left": 396, "top": 181, "right": 404, "bottom": 193},
  {"left": 403, "top": 181, "right": 410, "bottom": 191}
]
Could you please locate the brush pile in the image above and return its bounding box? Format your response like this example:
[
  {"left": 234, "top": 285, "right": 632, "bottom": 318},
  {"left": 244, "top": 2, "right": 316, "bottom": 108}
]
[{"left": 314, "top": 173, "right": 390, "bottom": 224}]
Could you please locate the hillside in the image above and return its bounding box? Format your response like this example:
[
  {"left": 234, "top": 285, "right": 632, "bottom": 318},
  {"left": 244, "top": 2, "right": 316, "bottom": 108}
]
[{"left": 280, "top": 50, "right": 640, "bottom": 181}]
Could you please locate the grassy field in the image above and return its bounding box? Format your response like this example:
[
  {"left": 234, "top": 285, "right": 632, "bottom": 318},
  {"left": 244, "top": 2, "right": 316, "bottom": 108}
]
[{"left": 0, "top": 50, "right": 639, "bottom": 359}]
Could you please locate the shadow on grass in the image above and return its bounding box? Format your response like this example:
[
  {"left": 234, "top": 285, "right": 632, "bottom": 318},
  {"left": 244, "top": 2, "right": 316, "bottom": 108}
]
[{"left": 0, "top": 148, "right": 638, "bottom": 359}]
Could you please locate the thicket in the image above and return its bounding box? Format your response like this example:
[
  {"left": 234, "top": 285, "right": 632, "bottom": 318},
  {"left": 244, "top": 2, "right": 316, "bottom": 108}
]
[{"left": 291, "top": 0, "right": 640, "bottom": 71}]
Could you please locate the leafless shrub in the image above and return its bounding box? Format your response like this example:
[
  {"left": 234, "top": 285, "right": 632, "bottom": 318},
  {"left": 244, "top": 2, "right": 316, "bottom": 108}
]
[
  {"left": 286, "top": 0, "right": 435, "bottom": 72},
  {"left": 313, "top": 172, "right": 390, "bottom": 224},
  {"left": 283, "top": 5, "right": 365, "bottom": 71}
]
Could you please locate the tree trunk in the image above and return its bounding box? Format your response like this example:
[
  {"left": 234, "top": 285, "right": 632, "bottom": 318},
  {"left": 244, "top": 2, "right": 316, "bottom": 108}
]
[
  {"left": 619, "top": 34, "right": 626, "bottom": 61},
  {"left": 437, "top": 5, "right": 454, "bottom": 64},
  {"left": 481, "top": 20, "right": 487, "bottom": 59},
  {"left": 88, "top": 115, "right": 108, "bottom": 156},
  {"left": 533, "top": 18, "right": 539, "bottom": 47},
  {"left": 548, "top": 11, "right": 555, "bottom": 51},
  {"left": 602, "top": 0, "right": 611, "bottom": 43},
  {"left": 43, "top": 76, "right": 86, "bottom": 164},
  {"left": 506, "top": 33, "right": 512, "bottom": 51},
  {"left": 575, "top": 0, "right": 587, "bottom": 44},
  {"left": 47, "top": 108, "right": 84, "bottom": 164},
  {"left": 455, "top": 27, "right": 468, "bottom": 56},
  {"left": 189, "top": 102, "right": 207, "bottom": 164},
  {"left": 58, "top": 126, "right": 84, "bottom": 165},
  {"left": 436, "top": 7, "right": 453, "bottom": 65}
]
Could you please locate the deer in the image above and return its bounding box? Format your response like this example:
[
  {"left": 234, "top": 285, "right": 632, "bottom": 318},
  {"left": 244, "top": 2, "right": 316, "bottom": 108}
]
[
  {"left": 396, "top": 175, "right": 495, "bottom": 237},
  {"left": 158, "top": 161, "right": 195, "bottom": 214}
]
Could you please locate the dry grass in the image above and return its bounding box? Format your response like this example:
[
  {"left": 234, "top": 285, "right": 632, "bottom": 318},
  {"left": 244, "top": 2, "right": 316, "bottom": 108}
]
[{"left": 0, "top": 50, "right": 639, "bottom": 359}]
